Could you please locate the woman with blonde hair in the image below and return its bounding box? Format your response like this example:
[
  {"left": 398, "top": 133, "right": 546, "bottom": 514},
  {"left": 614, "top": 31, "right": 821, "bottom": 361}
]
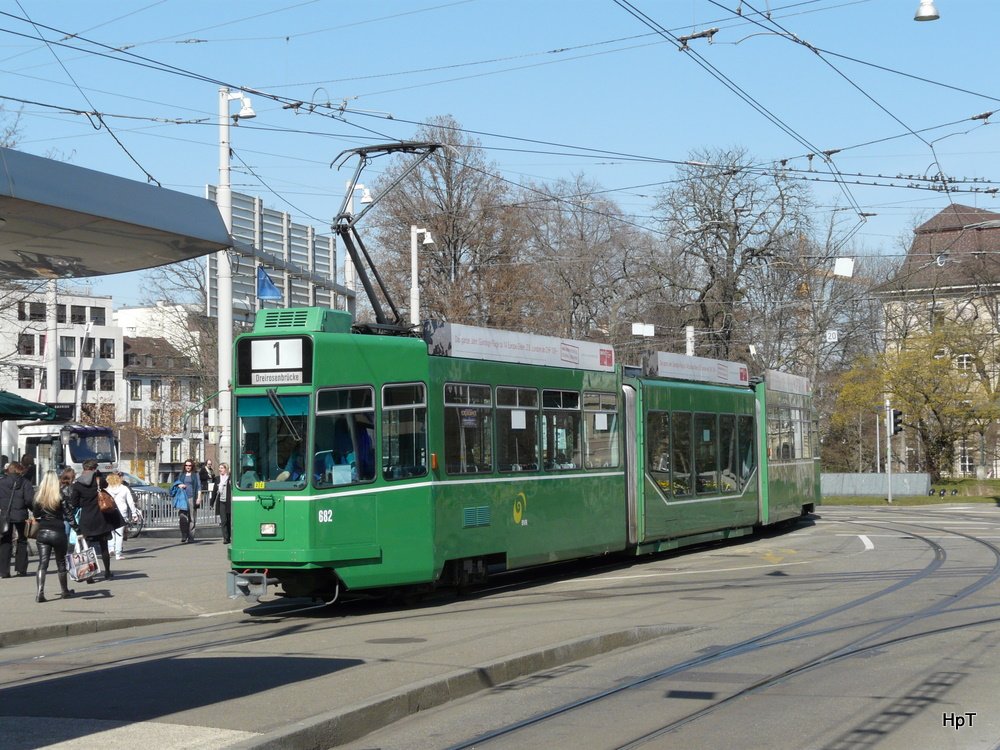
[
  {"left": 32, "top": 470, "right": 76, "bottom": 602},
  {"left": 105, "top": 472, "right": 138, "bottom": 560}
]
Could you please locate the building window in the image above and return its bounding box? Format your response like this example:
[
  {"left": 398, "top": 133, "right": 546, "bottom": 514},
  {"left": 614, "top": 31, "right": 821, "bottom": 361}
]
[
  {"left": 188, "top": 381, "right": 198, "bottom": 400},
  {"left": 150, "top": 379, "right": 161, "bottom": 399},
  {"left": 70, "top": 305, "right": 85, "bottom": 324},
  {"left": 169, "top": 380, "right": 182, "bottom": 399},
  {"left": 130, "top": 380, "right": 142, "bottom": 399},
  {"left": 956, "top": 354, "right": 974, "bottom": 371},
  {"left": 100, "top": 371, "right": 114, "bottom": 392},
  {"left": 90, "top": 307, "right": 106, "bottom": 325},
  {"left": 130, "top": 409, "right": 142, "bottom": 427},
  {"left": 149, "top": 409, "right": 161, "bottom": 429},
  {"left": 56, "top": 304, "right": 66, "bottom": 324},
  {"left": 99, "top": 338, "right": 114, "bottom": 359},
  {"left": 17, "top": 367, "right": 34, "bottom": 389},
  {"left": 59, "top": 336, "right": 76, "bottom": 357},
  {"left": 81, "top": 338, "right": 95, "bottom": 358},
  {"left": 82, "top": 370, "right": 96, "bottom": 391},
  {"left": 17, "top": 334, "right": 34, "bottom": 356},
  {"left": 59, "top": 370, "right": 75, "bottom": 390},
  {"left": 170, "top": 439, "right": 183, "bottom": 462},
  {"left": 28, "top": 302, "right": 45, "bottom": 321}
]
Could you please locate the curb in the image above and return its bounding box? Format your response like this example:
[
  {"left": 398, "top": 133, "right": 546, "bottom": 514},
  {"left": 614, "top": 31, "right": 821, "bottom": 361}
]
[
  {"left": 230, "top": 624, "right": 688, "bottom": 750},
  {"left": 0, "top": 616, "right": 189, "bottom": 649}
]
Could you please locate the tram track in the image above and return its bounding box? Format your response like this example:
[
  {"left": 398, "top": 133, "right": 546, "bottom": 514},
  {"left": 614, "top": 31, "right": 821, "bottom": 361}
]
[{"left": 443, "top": 512, "right": 1000, "bottom": 750}]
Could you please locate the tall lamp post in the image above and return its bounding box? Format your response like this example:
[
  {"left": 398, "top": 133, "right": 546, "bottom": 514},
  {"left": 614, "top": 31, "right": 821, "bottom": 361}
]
[
  {"left": 342, "top": 182, "right": 371, "bottom": 316},
  {"left": 409, "top": 226, "right": 434, "bottom": 326},
  {"left": 217, "top": 87, "right": 255, "bottom": 466}
]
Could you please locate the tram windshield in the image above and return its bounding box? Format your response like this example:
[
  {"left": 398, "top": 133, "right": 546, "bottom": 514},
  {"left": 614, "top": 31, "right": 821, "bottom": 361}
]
[
  {"left": 67, "top": 428, "right": 117, "bottom": 464},
  {"left": 235, "top": 394, "right": 309, "bottom": 490}
]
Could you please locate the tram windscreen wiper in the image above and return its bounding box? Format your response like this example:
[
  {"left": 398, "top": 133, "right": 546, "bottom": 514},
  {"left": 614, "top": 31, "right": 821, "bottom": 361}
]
[{"left": 266, "top": 388, "right": 301, "bottom": 443}]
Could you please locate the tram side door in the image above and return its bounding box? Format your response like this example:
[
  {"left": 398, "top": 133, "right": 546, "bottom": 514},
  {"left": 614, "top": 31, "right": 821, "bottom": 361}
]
[{"left": 622, "top": 384, "right": 639, "bottom": 547}]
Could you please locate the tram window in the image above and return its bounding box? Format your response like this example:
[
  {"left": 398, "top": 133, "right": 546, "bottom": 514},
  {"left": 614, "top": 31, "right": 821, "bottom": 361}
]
[
  {"left": 444, "top": 383, "right": 493, "bottom": 474},
  {"left": 738, "top": 414, "right": 756, "bottom": 486},
  {"left": 584, "top": 391, "right": 619, "bottom": 469},
  {"left": 497, "top": 387, "right": 539, "bottom": 473},
  {"left": 694, "top": 413, "right": 718, "bottom": 495},
  {"left": 646, "top": 410, "right": 670, "bottom": 493},
  {"left": 719, "top": 414, "right": 738, "bottom": 494},
  {"left": 236, "top": 394, "right": 310, "bottom": 490},
  {"left": 671, "top": 412, "right": 692, "bottom": 497},
  {"left": 314, "top": 386, "right": 376, "bottom": 488},
  {"left": 381, "top": 383, "right": 428, "bottom": 481},
  {"left": 542, "top": 390, "right": 581, "bottom": 471}
]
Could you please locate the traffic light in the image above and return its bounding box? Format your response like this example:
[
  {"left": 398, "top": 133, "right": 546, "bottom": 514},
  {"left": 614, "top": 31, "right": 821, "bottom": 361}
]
[{"left": 891, "top": 409, "right": 903, "bottom": 435}]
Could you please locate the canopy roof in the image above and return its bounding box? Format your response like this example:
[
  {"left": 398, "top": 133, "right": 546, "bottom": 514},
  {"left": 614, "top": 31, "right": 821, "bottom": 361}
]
[
  {"left": 0, "top": 391, "right": 55, "bottom": 421},
  {"left": 0, "top": 147, "right": 231, "bottom": 280}
]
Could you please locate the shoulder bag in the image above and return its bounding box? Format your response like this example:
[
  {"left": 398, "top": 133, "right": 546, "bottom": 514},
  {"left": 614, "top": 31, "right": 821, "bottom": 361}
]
[
  {"left": 97, "top": 488, "right": 115, "bottom": 513},
  {"left": 24, "top": 514, "right": 38, "bottom": 539},
  {"left": 0, "top": 481, "right": 18, "bottom": 535}
]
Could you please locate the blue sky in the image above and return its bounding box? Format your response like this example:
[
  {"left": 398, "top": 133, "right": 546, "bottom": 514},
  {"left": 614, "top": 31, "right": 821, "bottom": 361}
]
[{"left": 3, "top": 0, "right": 998, "bottom": 306}]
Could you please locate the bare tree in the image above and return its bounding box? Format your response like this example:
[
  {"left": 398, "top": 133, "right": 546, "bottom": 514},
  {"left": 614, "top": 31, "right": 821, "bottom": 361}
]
[
  {"left": 653, "top": 148, "right": 813, "bottom": 361},
  {"left": 365, "top": 115, "right": 540, "bottom": 330}
]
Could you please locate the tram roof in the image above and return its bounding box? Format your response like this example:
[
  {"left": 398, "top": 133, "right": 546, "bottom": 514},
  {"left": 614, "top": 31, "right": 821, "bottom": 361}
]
[
  {"left": 423, "top": 321, "right": 616, "bottom": 373},
  {"left": 641, "top": 350, "right": 750, "bottom": 387},
  {"left": 0, "top": 147, "right": 231, "bottom": 280}
]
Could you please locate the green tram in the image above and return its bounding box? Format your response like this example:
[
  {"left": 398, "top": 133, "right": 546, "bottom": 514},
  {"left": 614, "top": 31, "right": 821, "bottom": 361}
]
[{"left": 227, "top": 307, "right": 819, "bottom": 600}]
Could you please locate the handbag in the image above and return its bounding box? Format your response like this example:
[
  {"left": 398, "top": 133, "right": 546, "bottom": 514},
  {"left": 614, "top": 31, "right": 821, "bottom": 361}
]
[
  {"left": 24, "top": 515, "right": 38, "bottom": 540},
  {"left": 66, "top": 537, "right": 100, "bottom": 582},
  {"left": 97, "top": 488, "right": 115, "bottom": 512}
]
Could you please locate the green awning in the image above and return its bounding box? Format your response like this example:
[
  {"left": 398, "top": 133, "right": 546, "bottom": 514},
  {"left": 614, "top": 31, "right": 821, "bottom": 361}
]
[{"left": 0, "top": 391, "right": 56, "bottom": 421}]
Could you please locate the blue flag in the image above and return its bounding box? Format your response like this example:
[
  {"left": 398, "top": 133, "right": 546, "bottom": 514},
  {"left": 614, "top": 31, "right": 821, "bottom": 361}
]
[{"left": 256, "top": 265, "right": 282, "bottom": 301}]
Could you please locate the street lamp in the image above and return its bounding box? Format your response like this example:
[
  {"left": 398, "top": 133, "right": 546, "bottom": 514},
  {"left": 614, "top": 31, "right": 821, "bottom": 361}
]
[
  {"left": 217, "top": 86, "right": 256, "bottom": 467},
  {"left": 410, "top": 226, "right": 434, "bottom": 326},
  {"left": 914, "top": 1, "right": 939, "bottom": 21},
  {"left": 342, "top": 182, "right": 372, "bottom": 315}
]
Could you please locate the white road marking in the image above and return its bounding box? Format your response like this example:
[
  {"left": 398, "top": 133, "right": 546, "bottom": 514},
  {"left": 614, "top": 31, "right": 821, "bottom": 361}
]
[{"left": 858, "top": 534, "right": 875, "bottom": 550}]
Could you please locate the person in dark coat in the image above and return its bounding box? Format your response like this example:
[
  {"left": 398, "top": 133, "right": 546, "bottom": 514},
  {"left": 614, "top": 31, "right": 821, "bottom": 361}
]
[
  {"left": 32, "top": 470, "right": 76, "bottom": 602},
  {"left": 69, "top": 459, "right": 122, "bottom": 582},
  {"left": 0, "top": 461, "right": 34, "bottom": 578}
]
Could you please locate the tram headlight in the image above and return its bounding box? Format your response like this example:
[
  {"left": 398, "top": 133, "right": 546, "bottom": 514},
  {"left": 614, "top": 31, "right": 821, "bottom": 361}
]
[{"left": 260, "top": 523, "right": 277, "bottom": 537}]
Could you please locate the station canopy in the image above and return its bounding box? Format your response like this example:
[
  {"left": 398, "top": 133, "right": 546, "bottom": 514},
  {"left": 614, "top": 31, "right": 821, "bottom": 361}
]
[
  {"left": 0, "top": 147, "right": 232, "bottom": 280},
  {"left": 0, "top": 390, "right": 55, "bottom": 421}
]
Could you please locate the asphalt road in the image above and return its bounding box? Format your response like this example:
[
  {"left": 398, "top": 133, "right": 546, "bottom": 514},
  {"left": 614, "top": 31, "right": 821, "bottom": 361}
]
[{"left": 3, "top": 505, "right": 1000, "bottom": 749}]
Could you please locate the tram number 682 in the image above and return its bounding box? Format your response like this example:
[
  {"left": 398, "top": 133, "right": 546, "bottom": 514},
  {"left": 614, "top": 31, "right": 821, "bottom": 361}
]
[{"left": 318, "top": 509, "right": 333, "bottom": 523}]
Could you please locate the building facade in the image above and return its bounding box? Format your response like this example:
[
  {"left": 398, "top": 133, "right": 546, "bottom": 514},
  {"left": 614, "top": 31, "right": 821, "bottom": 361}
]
[{"left": 880, "top": 204, "right": 1000, "bottom": 478}]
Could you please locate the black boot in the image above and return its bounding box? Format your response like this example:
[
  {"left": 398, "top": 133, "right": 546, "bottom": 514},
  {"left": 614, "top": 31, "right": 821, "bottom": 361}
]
[
  {"left": 35, "top": 568, "right": 46, "bottom": 603},
  {"left": 57, "top": 571, "right": 74, "bottom": 598}
]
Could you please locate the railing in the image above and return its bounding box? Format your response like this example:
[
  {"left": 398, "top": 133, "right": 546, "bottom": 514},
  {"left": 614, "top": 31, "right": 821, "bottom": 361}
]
[{"left": 133, "top": 489, "right": 218, "bottom": 529}]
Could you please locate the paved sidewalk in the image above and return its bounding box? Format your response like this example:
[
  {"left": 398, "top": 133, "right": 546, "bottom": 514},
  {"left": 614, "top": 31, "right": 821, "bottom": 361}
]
[
  {"left": 0, "top": 531, "right": 683, "bottom": 749},
  {"left": 0, "top": 531, "right": 233, "bottom": 648}
]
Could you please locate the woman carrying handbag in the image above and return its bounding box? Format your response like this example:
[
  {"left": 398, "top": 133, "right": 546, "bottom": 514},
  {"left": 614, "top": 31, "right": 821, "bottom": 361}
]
[{"left": 32, "top": 471, "right": 76, "bottom": 602}]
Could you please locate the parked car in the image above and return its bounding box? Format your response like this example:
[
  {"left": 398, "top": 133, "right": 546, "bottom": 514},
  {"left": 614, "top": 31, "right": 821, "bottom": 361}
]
[{"left": 118, "top": 471, "right": 168, "bottom": 497}]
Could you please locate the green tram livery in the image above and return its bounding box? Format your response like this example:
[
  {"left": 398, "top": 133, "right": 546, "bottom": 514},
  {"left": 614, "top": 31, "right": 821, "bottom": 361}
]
[{"left": 227, "top": 307, "right": 820, "bottom": 600}]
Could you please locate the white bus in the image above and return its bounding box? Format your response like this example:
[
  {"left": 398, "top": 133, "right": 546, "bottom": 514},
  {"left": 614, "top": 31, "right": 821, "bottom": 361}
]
[{"left": 17, "top": 423, "right": 119, "bottom": 477}]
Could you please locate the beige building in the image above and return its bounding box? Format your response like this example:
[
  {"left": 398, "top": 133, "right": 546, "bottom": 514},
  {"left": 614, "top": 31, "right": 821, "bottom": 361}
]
[{"left": 879, "top": 204, "right": 1000, "bottom": 477}]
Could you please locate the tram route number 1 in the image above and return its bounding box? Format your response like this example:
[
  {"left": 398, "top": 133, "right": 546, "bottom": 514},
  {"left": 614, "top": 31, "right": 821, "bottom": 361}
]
[{"left": 318, "top": 509, "right": 333, "bottom": 523}]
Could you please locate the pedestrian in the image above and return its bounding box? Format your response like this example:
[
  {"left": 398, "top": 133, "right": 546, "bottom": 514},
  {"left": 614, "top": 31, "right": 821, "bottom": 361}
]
[
  {"left": 211, "top": 462, "right": 232, "bottom": 544},
  {"left": 59, "top": 468, "right": 76, "bottom": 539},
  {"left": 105, "top": 472, "right": 138, "bottom": 561},
  {"left": 69, "top": 459, "right": 121, "bottom": 582},
  {"left": 0, "top": 461, "right": 34, "bottom": 578},
  {"left": 20, "top": 453, "right": 36, "bottom": 484},
  {"left": 176, "top": 458, "right": 201, "bottom": 543},
  {"left": 32, "top": 470, "right": 76, "bottom": 602}
]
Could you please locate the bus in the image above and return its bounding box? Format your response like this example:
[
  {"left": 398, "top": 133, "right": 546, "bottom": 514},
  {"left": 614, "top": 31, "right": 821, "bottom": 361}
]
[{"left": 18, "top": 422, "right": 119, "bottom": 477}]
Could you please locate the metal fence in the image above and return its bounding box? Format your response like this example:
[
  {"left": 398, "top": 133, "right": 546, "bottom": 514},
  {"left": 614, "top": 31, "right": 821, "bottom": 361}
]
[{"left": 133, "top": 489, "right": 218, "bottom": 529}]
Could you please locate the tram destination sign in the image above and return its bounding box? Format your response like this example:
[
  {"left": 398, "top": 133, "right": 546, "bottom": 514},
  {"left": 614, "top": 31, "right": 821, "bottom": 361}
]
[
  {"left": 424, "top": 321, "right": 616, "bottom": 372},
  {"left": 643, "top": 350, "right": 749, "bottom": 387},
  {"left": 236, "top": 336, "right": 313, "bottom": 387}
]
